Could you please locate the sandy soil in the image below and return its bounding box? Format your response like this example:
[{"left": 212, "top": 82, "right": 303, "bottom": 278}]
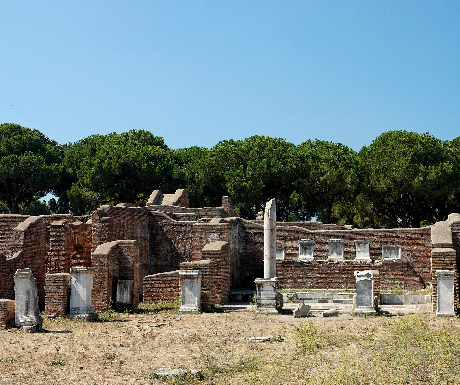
[{"left": 0, "top": 306, "right": 439, "bottom": 385}]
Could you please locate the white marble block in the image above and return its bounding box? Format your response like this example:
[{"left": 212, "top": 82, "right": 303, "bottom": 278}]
[
  {"left": 276, "top": 249, "right": 285, "bottom": 261},
  {"left": 354, "top": 240, "right": 371, "bottom": 262},
  {"left": 299, "top": 239, "right": 314, "bottom": 262},
  {"left": 14, "top": 268, "right": 43, "bottom": 332},
  {"left": 354, "top": 270, "right": 377, "bottom": 315},
  {"left": 179, "top": 270, "right": 202, "bottom": 313},
  {"left": 436, "top": 270, "right": 455, "bottom": 316},
  {"left": 116, "top": 279, "right": 133, "bottom": 310},
  {"left": 328, "top": 239, "right": 344, "bottom": 261},
  {"left": 70, "top": 267, "right": 97, "bottom": 321},
  {"left": 382, "top": 245, "right": 401, "bottom": 261}
]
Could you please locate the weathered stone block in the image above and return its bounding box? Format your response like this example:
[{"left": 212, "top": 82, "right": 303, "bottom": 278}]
[
  {"left": 70, "top": 267, "right": 97, "bottom": 321},
  {"left": 179, "top": 270, "right": 201, "bottom": 313},
  {"left": 436, "top": 270, "right": 455, "bottom": 316},
  {"left": 354, "top": 240, "right": 371, "bottom": 262},
  {"left": 116, "top": 279, "right": 133, "bottom": 311},
  {"left": 354, "top": 270, "right": 377, "bottom": 315},
  {"left": 14, "top": 268, "right": 43, "bottom": 332},
  {"left": 298, "top": 239, "right": 314, "bottom": 262},
  {"left": 328, "top": 239, "right": 344, "bottom": 261},
  {"left": 293, "top": 303, "right": 311, "bottom": 318},
  {"left": 382, "top": 245, "right": 401, "bottom": 261}
]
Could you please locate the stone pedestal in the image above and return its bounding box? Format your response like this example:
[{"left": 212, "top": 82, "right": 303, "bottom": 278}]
[
  {"left": 354, "top": 270, "right": 377, "bottom": 315},
  {"left": 299, "top": 239, "right": 314, "bottom": 262},
  {"left": 116, "top": 279, "right": 133, "bottom": 311},
  {"left": 354, "top": 240, "right": 371, "bottom": 262},
  {"left": 179, "top": 270, "right": 201, "bottom": 313},
  {"left": 255, "top": 278, "right": 283, "bottom": 313},
  {"left": 264, "top": 199, "right": 276, "bottom": 279},
  {"left": 328, "top": 239, "right": 344, "bottom": 261},
  {"left": 14, "top": 268, "right": 43, "bottom": 332},
  {"left": 436, "top": 270, "right": 455, "bottom": 316},
  {"left": 70, "top": 267, "right": 97, "bottom": 321}
]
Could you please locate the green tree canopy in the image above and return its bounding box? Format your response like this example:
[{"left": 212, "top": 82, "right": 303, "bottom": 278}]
[
  {"left": 0, "top": 123, "right": 62, "bottom": 213},
  {"left": 292, "top": 140, "right": 359, "bottom": 224},
  {"left": 64, "top": 130, "right": 173, "bottom": 214},
  {"left": 207, "top": 136, "right": 296, "bottom": 219},
  {"left": 357, "top": 130, "right": 453, "bottom": 228}
]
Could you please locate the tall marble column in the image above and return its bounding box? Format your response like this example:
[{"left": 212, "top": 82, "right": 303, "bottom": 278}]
[
  {"left": 264, "top": 198, "right": 276, "bottom": 279},
  {"left": 255, "top": 199, "right": 282, "bottom": 313}
]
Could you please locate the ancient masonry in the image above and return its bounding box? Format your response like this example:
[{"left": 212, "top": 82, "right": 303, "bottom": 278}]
[{"left": 1, "top": 189, "right": 460, "bottom": 323}]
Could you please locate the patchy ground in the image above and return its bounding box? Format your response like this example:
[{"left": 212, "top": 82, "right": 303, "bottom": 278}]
[{"left": 1, "top": 303, "right": 460, "bottom": 385}]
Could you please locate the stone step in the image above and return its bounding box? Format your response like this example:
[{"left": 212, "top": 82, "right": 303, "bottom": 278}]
[
  {"left": 283, "top": 292, "right": 356, "bottom": 304},
  {"left": 282, "top": 292, "right": 431, "bottom": 305}
]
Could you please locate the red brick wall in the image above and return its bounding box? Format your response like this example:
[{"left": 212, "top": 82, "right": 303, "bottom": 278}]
[
  {"left": 148, "top": 212, "right": 195, "bottom": 274},
  {"left": 277, "top": 260, "right": 425, "bottom": 291},
  {"left": 42, "top": 215, "right": 91, "bottom": 275},
  {"left": 143, "top": 270, "right": 180, "bottom": 302},
  {"left": 91, "top": 206, "right": 149, "bottom": 291},
  {"left": 91, "top": 240, "right": 140, "bottom": 312},
  {"left": 45, "top": 273, "right": 71, "bottom": 318},
  {"left": 0, "top": 215, "right": 28, "bottom": 257},
  {"left": 0, "top": 216, "right": 47, "bottom": 306},
  {"left": 431, "top": 249, "right": 458, "bottom": 313},
  {"left": 240, "top": 222, "right": 431, "bottom": 290},
  {"left": 0, "top": 299, "right": 15, "bottom": 329},
  {"left": 201, "top": 241, "right": 231, "bottom": 305},
  {"left": 92, "top": 241, "right": 118, "bottom": 311}
]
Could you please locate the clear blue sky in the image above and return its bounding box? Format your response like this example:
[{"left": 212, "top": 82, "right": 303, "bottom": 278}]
[{"left": 1, "top": 1, "right": 459, "bottom": 151}]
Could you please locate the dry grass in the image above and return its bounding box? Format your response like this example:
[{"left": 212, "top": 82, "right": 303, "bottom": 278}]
[{"left": 1, "top": 303, "right": 460, "bottom": 385}]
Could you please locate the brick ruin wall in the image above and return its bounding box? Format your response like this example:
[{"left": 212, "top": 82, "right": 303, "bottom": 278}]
[
  {"left": 45, "top": 273, "right": 71, "bottom": 318},
  {"left": 200, "top": 242, "right": 231, "bottom": 305},
  {"left": 277, "top": 260, "right": 424, "bottom": 291},
  {"left": 148, "top": 212, "right": 195, "bottom": 273},
  {"left": 0, "top": 215, "right": 30, "bottom": 301},
  {"left": 0, "top": 216, "right": 47, "bottom": 306},
  {"left": 430, "top": 221, "right": 460, "bottom": 313},
  {"left": 148, "top": 212, "right": 240, "bottom": 269},
  {"left": 92, "top": 240, "right": 140, "bottom": 312},
  {"left": 91, "top": 206, "right": 149, "bottom": 289},
  {"left": 43, "top": 215, "right": 92, "bottom": 274},
  {"left": 0, "top": 299, "right": 15, "bottom": 329},
  {"left": 143, "top": 270, "right": 180, "bottom": 302},
  {"left": 240, "top": 223, "right": 432, "bottom": 291}
]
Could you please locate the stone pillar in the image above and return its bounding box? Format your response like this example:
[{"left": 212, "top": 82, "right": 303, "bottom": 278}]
[
  {"left": 436, "top": 270, "right": 455, "bottom": 316},
  {"left": 354, "top": 240, "right": 371, "bottom": 262},
  {"left": 328, "top": 239, "right": 344, "bottom": 261},
  {"left": 354, "top": 270, "right": 377, "bottom": 315},
  {"left": 299, "top": 239, "right": 314, "bottom": 262},
  {"left": 14, "top": 268, "right": 43, "bottom": 332},
  {"left": 179, "top": 270, "right": 202, "bottom": 313},
  {"left": 70, "top": 267, "right": 97, "bottom": 321},
  {"left": 264, "top": 198, "right": 276, "bottom": 279}
]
